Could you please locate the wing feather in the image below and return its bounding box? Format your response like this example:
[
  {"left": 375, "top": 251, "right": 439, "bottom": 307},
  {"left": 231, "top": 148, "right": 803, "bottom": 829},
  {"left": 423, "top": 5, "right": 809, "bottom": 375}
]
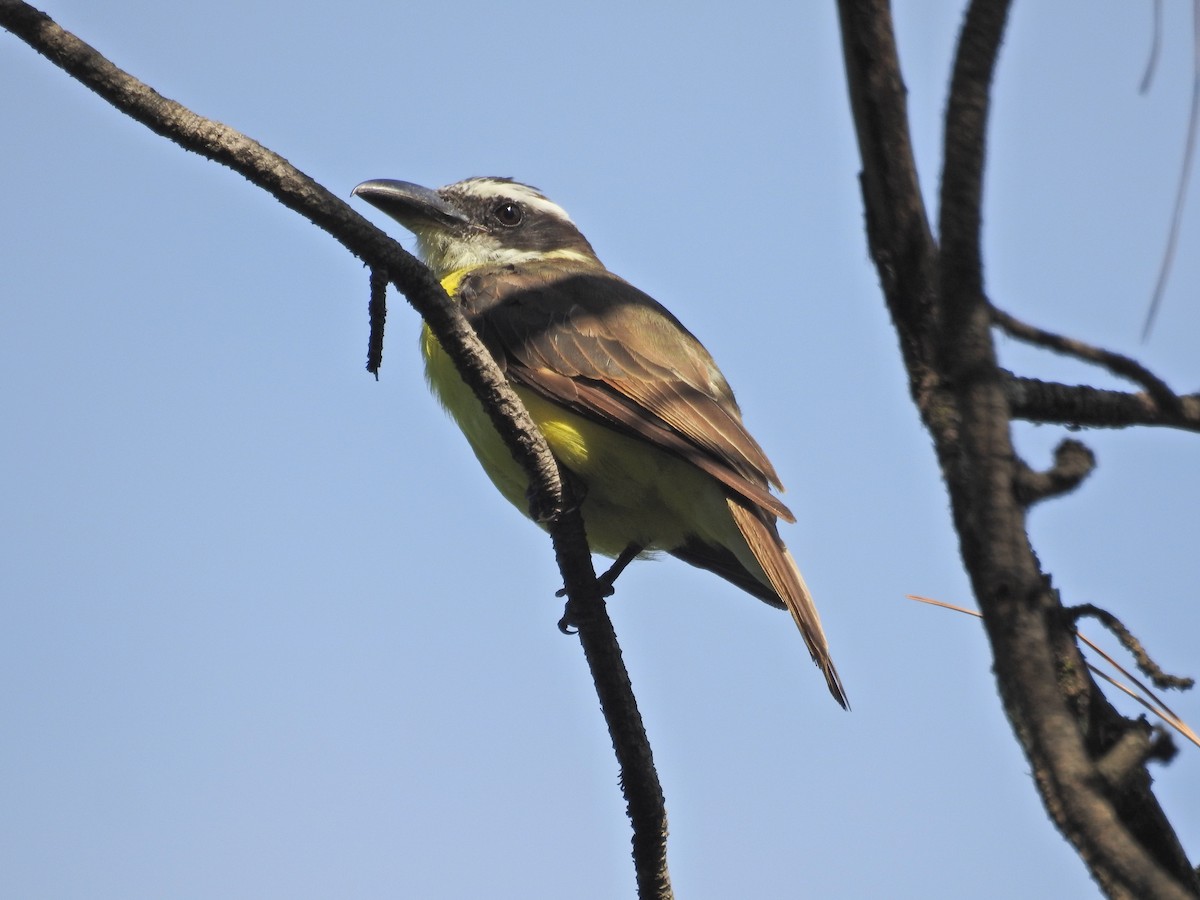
[
  {"left": 452, "top": 260, "right": 845, "bottom": 704},
  {"left": 458, "top": 261, "right": 792, "bottom": 519},
  {"left": 727, "top": 499, "right": 848, "bottom": 708}
]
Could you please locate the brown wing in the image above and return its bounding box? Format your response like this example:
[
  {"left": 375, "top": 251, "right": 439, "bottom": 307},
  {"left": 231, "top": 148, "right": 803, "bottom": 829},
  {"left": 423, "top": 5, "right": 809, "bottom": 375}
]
[
  {"left": 727, "top": 497, "right": 848, "bottom": 707},
  {"left": 457, "top": 260, "right": 794, "bottom": 522}
]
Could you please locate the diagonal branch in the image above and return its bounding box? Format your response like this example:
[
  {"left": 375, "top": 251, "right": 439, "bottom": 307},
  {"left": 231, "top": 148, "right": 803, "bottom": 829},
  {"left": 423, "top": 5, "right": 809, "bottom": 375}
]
[
  {"left": 0, "top": 3, "right": 672, "bottom": 895},
  {"left": 992, "top": 305, "right": 1183, "bottom": 413}
]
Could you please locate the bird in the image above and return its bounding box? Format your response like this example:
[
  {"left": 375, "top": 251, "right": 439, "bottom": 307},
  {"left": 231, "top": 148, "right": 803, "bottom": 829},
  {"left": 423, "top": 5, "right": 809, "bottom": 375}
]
[{"left": 352, "top": 176, "right": 847, "bottom": 708}]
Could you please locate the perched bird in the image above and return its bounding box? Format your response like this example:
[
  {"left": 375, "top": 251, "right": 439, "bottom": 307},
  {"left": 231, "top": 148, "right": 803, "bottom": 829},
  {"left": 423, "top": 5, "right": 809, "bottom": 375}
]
[{"left": 352, "top": 177, "right": 847, "bottom": 707}]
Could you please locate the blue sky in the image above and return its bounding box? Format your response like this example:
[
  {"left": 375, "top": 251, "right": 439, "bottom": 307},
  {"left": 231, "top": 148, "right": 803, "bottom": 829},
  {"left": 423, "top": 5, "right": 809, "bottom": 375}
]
[{"left": 3, "top": 2, "right": 1198, "bottom": 898}]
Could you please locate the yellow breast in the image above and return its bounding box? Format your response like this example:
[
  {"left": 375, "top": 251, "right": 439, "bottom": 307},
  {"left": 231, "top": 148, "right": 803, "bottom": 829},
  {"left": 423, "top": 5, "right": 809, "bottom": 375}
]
[
  {"left": 421, "top": 317, "right": 741, "bottom": 558},
  {"left": 420, "top": 269, "right": 748, "bottom": 561}
]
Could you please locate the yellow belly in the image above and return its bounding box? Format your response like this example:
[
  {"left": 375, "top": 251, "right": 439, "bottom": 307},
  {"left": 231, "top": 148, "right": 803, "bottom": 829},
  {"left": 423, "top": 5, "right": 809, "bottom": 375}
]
[{"left": 420, "top": 322, "right": 741, "bottom": 560}]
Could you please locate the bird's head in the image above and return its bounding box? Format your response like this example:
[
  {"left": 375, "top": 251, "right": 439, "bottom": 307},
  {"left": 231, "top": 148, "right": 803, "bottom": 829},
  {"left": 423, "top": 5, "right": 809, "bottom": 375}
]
[{"left": 352, "top": 176, "right": 601, "bottom": 280}]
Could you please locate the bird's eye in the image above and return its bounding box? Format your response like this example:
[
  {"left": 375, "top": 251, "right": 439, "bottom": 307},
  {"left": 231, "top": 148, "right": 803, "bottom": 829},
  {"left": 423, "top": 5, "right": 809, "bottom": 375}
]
[{"left": 493, "top": 202, "right": 524, "bottom": 227}]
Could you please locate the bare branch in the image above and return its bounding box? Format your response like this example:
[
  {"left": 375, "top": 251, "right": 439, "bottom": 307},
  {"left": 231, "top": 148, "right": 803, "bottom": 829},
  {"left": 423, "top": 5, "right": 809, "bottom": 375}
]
[
  {"left": 1068, "top": 604, "right": 1196, "bottom": 692},
  {"left": 939, "top": 0, "right": 1011, "bottom": 331},
  {"left": 835, "top": 0, "right": 937, "bottom": 372},
  {"left": 1004, "top": 375, "right": 1200, "bottom": 432},
  {"left": 0, "top": 3, "right": 672, "bottom": 894},
  {"left": 992, "top": 305, "right": 1183, "bottom": 414}
]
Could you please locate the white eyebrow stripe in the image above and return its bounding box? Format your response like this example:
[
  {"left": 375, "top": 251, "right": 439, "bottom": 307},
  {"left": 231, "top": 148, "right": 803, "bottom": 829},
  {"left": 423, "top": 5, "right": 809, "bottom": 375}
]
[{"left": 447, "top": 179, "right": 577, "bottom": 225}]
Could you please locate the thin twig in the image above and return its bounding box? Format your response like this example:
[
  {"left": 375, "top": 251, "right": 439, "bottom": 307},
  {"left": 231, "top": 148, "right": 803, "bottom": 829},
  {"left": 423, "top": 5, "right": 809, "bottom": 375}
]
[
  {"left": 1140, "top": 0, "right": 1163, "bottom": 94},
  {"left": 907, "top": 595, "right": 1200, "bottom": 751},
  {"left": 1067, "top": 603, "right": 1195, "bottom": 692},
  {"left": 992, "top": 305, "right": 1182, "bottom": 413},
  {"left": 367, "top": 268, "right": 387, "bottom": 379},
  {"left": 1084, "top": 646, "right": 1199, "bottom": 752},
  {"left": 1141, "top": 3, "right": 1200, "bottom": 340}
]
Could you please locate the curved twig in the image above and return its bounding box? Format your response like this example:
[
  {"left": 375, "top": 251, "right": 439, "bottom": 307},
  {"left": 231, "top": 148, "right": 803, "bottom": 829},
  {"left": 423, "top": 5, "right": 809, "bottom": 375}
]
[
  {"left": 1067, "top": 604, "right": 1195, "bottom": 692},
  {"left": 992, "top": 305, "right": 1183, "bottom": 413},
  {"left": 0, "top": 3, "right": 672, "bottom": 895},
  {"left": 1013, "top": 439, "right": 1096, "bottom": 506}
]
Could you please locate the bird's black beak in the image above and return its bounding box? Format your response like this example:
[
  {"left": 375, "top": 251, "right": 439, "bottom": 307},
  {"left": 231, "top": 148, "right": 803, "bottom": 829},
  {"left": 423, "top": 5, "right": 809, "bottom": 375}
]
[{"left": 351, "top": 179, "right": 469, "bottom": 230}]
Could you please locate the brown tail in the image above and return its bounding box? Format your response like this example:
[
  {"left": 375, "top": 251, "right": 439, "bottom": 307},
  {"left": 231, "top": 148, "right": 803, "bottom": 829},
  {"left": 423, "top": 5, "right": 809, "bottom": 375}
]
[{"left": 727, "top": 498, "right": 848, "bottom": 709}]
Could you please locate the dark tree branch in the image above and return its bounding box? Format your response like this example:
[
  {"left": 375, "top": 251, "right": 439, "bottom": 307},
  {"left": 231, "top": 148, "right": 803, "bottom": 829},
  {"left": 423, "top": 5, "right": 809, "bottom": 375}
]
[
  {"left": 938, "top": 0, "right": 1008, "bottom": 336},
  {"left": 835, "top": 0, "right": 938, "bottom": 376},
  {"left": 992, "top": 305, "right": 1184, "bottom": 414},
  {"left": 838, "top": 0, "right": 1198, "bottom": 896},
  {"left": 0, "top": 3, "right": 672, "bottom": 895},
  {"left": 1068, "top": 604, "right": 1196, "bottom": 693},
  {"left": 1005, "top": 376, "right": 1200, "bottom": 432},
  {"left": 1013, "top": 439, "right": 1096, "bottom": 506}
]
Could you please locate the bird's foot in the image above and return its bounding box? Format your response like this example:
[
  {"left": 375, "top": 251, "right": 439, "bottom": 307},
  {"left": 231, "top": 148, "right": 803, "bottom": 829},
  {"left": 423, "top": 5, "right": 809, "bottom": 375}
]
[{"left": 554, "top": 543, "right": 644, "bottom": 631}]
